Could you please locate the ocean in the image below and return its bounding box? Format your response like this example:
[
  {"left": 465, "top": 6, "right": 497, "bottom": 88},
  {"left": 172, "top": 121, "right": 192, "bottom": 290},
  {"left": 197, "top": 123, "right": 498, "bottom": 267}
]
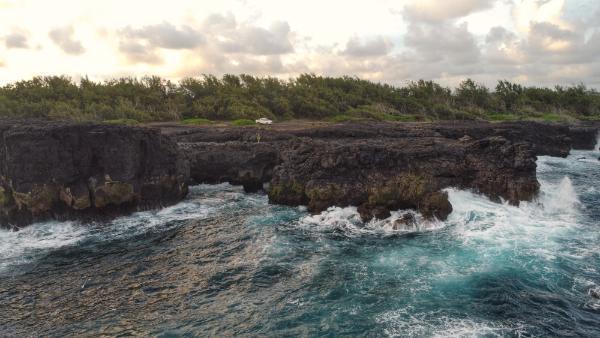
[{"left": 1, "top": 142, "right": 599, "bottom": 336}]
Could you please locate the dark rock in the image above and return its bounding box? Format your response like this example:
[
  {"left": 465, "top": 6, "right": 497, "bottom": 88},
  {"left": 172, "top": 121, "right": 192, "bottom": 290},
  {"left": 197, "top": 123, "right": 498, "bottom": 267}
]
[
  {"left": 420, "top": 191, "right": 453, "bottom": 220},
  {"left": 392, "top": 213, "right": 417, "bottom": 230},
  {"left": 569, "top": 126, "right": 598, "bottom": 150},
  {"left": 267, "top": 134, "right": 538, "bottom": 222},
  {"left": 358, "top": 205, "right": 391, "bottom": 221},
  {"left": 160, "top": 121, "right": 595, "bottom": 222},
  {"left": 0, "top": 119, "right": 188, "bottom": 228},
  {"left": 181, "top": 141, "right": 279, "bottom": 193}
]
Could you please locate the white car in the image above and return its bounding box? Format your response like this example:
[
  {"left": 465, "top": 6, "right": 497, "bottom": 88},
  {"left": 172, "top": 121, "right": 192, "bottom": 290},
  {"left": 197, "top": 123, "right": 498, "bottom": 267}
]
[{"left": 255, "top": 118, "right": 273, "bottom": 125}]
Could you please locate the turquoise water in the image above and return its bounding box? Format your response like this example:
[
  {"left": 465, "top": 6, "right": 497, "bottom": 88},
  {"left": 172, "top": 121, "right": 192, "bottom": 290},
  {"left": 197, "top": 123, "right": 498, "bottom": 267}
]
[{"left": 0, "top": 146, "right": 599, "bottom": 336}]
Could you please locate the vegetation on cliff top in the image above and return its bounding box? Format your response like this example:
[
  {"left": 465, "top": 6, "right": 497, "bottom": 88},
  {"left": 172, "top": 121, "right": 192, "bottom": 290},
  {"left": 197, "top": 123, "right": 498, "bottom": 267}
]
[{"left": 0, "top": 74, "right": 599, "bottom": 123}]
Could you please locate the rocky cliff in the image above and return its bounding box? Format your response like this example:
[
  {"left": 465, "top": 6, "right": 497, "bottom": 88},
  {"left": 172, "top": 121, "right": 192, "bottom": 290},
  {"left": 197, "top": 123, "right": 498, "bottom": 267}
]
[
  {"left": 3, "top": 119, "right": 597, "bottom": 228},
  {"left": 168, "top": 121, "right": 598, "bottom": 222},
  {"left": 0, "top": 119, "right": 188, "bottom": 228}
]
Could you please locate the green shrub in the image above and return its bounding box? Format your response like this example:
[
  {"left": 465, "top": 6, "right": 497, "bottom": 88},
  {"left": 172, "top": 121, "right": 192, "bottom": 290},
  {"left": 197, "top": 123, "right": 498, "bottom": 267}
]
[
  {"left": 486, "top": 113, "right": 520, "bottom": 121},
  {"left": 232, "top": 119, "right": 256, "bottom": 126}
]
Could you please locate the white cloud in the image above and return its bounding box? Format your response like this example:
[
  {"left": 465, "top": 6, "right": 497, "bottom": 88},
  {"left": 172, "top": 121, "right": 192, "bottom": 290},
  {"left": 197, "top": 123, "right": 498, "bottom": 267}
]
[
  {"left": 341, "top": 36, "right": 393, "bottom": 57},
  {"left": 403, "top": 0, "right": 495, "bottom": 22},
  {"left": 0, "top": 0, "right": 599, "bottom": 87}
]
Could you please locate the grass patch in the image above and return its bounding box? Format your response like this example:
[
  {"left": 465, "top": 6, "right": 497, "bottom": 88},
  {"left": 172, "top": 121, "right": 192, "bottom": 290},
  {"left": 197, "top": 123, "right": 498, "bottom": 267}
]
[
  {"left": 330, "top": 113, "right": 418, "bottom": 123},
  {"left": 485, "top": 113, "right": 520, "bottom": 121},
  {"left": 103, "top": 118, "right": 139, "bottom": 125},
  {"left": 181, "top": 118, "right": 212, "bottom": 125},
  {"left": 232, "top": 119, "right": 256, "bottom": 126},
  {"left": 533, "top": 113, "right": 567, "bottom": 122}
]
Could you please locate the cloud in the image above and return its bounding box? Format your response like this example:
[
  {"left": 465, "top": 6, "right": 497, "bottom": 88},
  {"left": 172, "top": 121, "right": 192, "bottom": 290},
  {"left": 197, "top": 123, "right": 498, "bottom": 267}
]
[
  {"left": 204, "top": 14, "right": 294, "bottom": 55},
  {"left": 527, "top": 21, "right": 578, "bottom": 54},
  {"left": 118, "top": 40, "right": 163, "bottom": 64},
  {"left": 119, "top": 15, "right": 294, "bottom": 65},
  {"left": 49, "top": 26, "right": 85, "bottom": 55},
  {"left": 121, "top": 22, "right": 204, "bottom": 49},
  {"left": 404, "top": 22, "right": 480, "bottom": 65},
  {"left": 5, "top": 32, "right": 28, "bottom": 49},
  {"left": 341, "top": 36, "right": 392, "bottom": 57},
  {"left": 403, "top": 0, "right": 495, "bottom": 22}
]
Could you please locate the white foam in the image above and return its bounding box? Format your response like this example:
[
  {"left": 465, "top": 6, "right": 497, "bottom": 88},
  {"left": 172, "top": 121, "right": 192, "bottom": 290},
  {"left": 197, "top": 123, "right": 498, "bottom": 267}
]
[
  {"left": 443, "top": 174, "right": 583, "bottom": 266},
  {"left": 0, "top": 221, "right": 86, "bottom": 272},
  {"left": 0, "top": 184, "right": 227, "bottom": 274},
  {"left": 298, "top": 206, "right": 444, "bottom": 236},
  {"left": 377, "top": 308, "right": 528, "bottom": 337}
]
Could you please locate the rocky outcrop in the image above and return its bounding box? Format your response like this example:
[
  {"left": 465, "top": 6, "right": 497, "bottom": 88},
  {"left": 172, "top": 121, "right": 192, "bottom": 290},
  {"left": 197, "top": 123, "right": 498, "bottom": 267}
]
[
  {"left": 165, "top": 121, "right": 595, "bottom": 222},
  {"left": 3, "top": 119, "right": 597, "bottom": 228},
  {"left": 267, "top": 135, "right": 538, "bottom": 221},
  {"left": 0, "top": 120, "right": 188, "bottom": 228}
]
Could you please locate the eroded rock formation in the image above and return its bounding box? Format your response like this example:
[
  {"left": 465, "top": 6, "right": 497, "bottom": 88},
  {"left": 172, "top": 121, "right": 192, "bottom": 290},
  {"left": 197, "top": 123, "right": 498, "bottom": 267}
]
[
  {"left": 167, "top": 121, "right": 597, "bottom": 222},
  {"left": 0, "top": 120, "right": 188, "bottom": 228},
  {"left": 2, "top": 119, "right": 597, "bottom": 228}
]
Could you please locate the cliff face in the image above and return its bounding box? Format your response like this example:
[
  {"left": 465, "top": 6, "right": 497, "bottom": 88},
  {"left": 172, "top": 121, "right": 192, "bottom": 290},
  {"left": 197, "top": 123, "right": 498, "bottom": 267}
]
[
  {"left": 169, "top": 121, "right": 597, "bottom": 222},
  {"left": 267, "top": 136, "right": 538, "bottom": 221},
  {"left": 181, "top": 142, "right": 279, "bottom": 193},
  {"left": 0, "top": 120, "right": 188, "bottom": 228},
  {"left": 2, "top": 119, "right": 597, "bottom": 228}
]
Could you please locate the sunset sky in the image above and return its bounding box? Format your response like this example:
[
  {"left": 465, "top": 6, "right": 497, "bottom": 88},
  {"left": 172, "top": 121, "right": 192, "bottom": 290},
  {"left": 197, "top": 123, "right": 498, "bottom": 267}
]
[{"left": 1, "top": 0, "right": 600, "bottom": 87}]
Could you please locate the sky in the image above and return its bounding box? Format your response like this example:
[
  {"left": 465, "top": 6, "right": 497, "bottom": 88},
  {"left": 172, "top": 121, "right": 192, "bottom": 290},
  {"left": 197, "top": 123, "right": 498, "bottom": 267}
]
[{"left": 1, "top": 0, "right": 600, "bottom": 87}]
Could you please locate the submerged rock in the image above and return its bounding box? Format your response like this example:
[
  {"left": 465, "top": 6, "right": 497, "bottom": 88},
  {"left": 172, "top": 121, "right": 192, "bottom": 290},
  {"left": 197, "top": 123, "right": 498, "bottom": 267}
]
[{"left": 0, "top": 119, "right": 189, "bottom": 228}]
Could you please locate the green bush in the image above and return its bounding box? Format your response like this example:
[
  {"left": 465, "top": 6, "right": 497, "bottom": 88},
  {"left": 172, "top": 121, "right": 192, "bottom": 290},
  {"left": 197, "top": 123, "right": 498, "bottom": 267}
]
[
  {"left": 330, "top": 114, "right": 359, "bottom": 122},
  {"left": 486, "top": 113, "right": 520, "bottom": 121},
  {"left": 0, "top": 74, "right": 598, "bottom": 123}
]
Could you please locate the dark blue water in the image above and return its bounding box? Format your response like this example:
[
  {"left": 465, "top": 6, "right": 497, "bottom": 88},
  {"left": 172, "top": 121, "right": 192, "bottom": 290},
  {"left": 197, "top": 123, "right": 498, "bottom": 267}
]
[{"left": 1, "top": 145, "right": 599, "bottom": 336}]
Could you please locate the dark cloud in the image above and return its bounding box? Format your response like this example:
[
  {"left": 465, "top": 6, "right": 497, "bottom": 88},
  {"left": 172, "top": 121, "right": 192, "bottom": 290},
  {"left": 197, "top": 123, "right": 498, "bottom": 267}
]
[
  {"left": 49, "top": 26, "right": 85, "bottom": 55},
  {"left": 5, "top": 32, "right": 28, "bottom": 49},
  {"left": 122, "top": 22, "right": 204, "bottom": 49},
  {"left": 341, "top": 36, "right": 392, "bottom": 57}
]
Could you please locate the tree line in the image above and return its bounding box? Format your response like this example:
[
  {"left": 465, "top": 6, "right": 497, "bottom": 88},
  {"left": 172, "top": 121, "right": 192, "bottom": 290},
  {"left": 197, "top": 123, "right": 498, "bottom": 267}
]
[{"left": 0, "top": 74, "right": 598, "bottom": 123}]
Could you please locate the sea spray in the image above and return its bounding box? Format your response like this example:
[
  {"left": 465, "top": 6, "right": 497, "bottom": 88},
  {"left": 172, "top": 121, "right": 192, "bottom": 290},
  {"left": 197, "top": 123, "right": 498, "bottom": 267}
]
[
  {"left": 298, "top": 207, "right": 444, "bottom": 236},
  {"left": 541, "top": 176, "right": 579, "bottom": 214}
]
